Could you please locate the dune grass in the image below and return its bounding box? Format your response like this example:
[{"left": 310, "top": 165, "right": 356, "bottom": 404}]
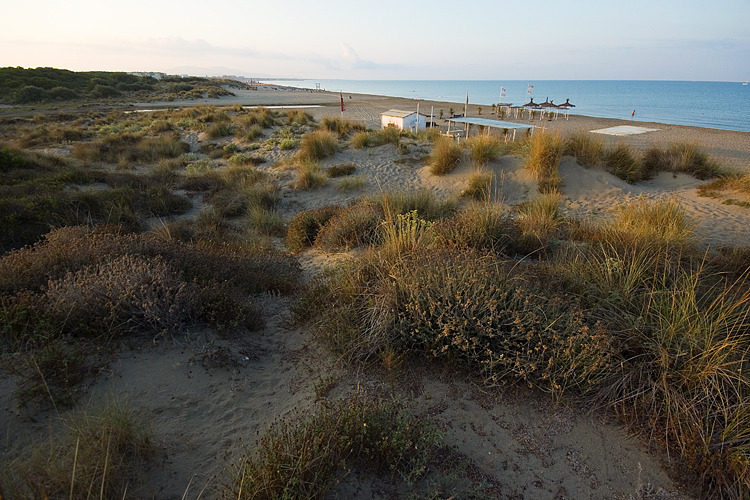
[
  {"left": 428, "top": 135, "right": 463, "bottom": 175},
  {"left": 297, "top": 130, "right": 338, "bottom": 162},
  {"left": 465, "top": 135, "right": 504, "bottom": 166},
  {"left": 524, "top": 131, "right": 564, "bottom": 193}
]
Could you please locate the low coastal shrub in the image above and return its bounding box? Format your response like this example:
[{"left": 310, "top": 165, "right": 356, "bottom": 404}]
[
  {"left": 336, "top": 175, "right": 366, "bottom": 193},
  {"left": 374, "top": 189, "right": 458, "bottom": 222},
  {"left": 320, "top": 116, "right": 366, "bottom": 136},
  {"left": 286, "top": 205, "right": 343, "bottom": 252},
  {"left": 462, "top": 168, "right": 493, "bottom": 200},
  {"left": 230, "top": 396, "right": 441, "bottom": 499},
  {"left": 428, "top": 136, "right": 462, "bottom": 175},
  {"left": 315, "top": 201, "right": 385, "bottom": 252},
  {"left": 433, "top": 201, "right": 517, "bottom": 254}
]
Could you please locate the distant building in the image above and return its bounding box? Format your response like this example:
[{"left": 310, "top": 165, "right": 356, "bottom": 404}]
[
  {"left": 380, "top": 109, "right": 426, "bottom": 131},
  {"left": 128, "top": 72, "right": 167, "bottom": 80}
]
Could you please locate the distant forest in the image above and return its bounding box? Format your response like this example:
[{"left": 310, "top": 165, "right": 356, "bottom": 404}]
[{"left": 0, "top": 67, "right": 247, "bottom": 104}]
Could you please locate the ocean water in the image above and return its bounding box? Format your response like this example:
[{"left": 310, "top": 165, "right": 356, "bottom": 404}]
[{"left": 261, "top": 79, "right": 750, "bottom": 133}]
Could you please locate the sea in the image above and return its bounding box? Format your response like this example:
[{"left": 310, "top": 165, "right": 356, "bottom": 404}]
[{"left": 260, "top": 79, "right": 750, "bottom": 133}]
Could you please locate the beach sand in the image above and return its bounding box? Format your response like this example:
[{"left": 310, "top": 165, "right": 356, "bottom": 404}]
[{"left": 5, "top": 86, "right": 750, "bottom": 498}]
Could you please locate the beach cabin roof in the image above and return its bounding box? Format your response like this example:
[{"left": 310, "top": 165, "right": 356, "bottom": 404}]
[{"left": 381, "top": 109, "right": 416, "bottom": 118}]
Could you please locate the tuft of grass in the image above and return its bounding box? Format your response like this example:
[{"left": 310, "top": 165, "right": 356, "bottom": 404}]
[
  {"left": 374, "top": 189, "right": 458, "bottom": 222},
  {"left": 525, "top": 131, "right": 564, "bottom": 193},
  {"left": 433, "top": 200, "right": 517, "bottom": 254},
  {"left": 697, "top": 172, "right": 750, "bottom": 201},
  {"left": 565, "top": 131, "right": 604, "bottom": 167},
  {"left": 320, "top": 116, "right": 366, "bottom": 136},
  {"left": 462, "top": 167, "right": 493, "bottom": 200},
  {"left": 428, "top": 136, "right": 462, "bottom": 175},
  {"left": 604, "top": 143, "right": 646, "bottom": 182},
  {"left": 465, "top": 135, "right": 503, "bottom": 166},
  {"left": 643, "top": 142, "right": 721, "bottom": 180},
  {"left": 516, "top": 192, "right": 562, "bottom": 244},
  {"left": 336, "top": 175, "right": 366, "bottom": 193},
  {"left": 298, "top": 130, "right": 338, "bottom": 162},
  {"left": 314, "top": 201, "right": 385, "bottom": 252},
  {"left": 4, "top": 398, "right": 155, "bottom": 500},
  {"left": 606, "top": 196, "right": 698, "bottom": 248},
  {"left": 294, "top": 161, "right": 328, "bottom": 191}
]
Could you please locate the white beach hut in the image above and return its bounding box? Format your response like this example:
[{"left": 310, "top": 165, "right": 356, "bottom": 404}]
[{"left": 380, "top": 109, "right": 426, "bottom": 131}]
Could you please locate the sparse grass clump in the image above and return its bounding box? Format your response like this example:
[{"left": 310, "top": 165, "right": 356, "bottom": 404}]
[
  {"left": 326, "top": 162, "right": 356, "bottom": 177},
  {"left": 606, "top": 196, "right": 697, "bottom": 248},
  {"left": 4, "top": 399, "right": 155, "bottom": 500},
  {"left": 298, "top": 130, "right": 338, "bottom": 162},
  {"left": 231, "top": 396, "right": 441, "bottom": 499},
  {"left": 516, "top": 192, "right": 562, "bottom": 246},
  {"left": 336, "top": 175, "right": 366, "bottom": 193},
  {"left": 428, "top": 136, "right": 462, "bottom": 175},
  {"left": 375, "top": 189, "right": 458, "bottom": 222},
  {"left": 643, "top": 142, "right": 721, "bottom": 180},
  {"left": 465, "top": 135, "right": 503, "bottom": 166},
  {"left": 320, "top": 116, "right": 366, "bottom": 136},
  {"left": 525, "top": 131, "right": 564, "bottom": 193},
  {"left": 604, "top": 143, "right": 647, "bottom": 182},
  {"left": 462, "top": 168, "right": 493, "bottom": 200},
  {"left": 294, "top": 161, "right": 328, "bottom": 190},
  {"left": 565, "top": 131, "right": 604, "bottom": 167},
  {"left": 71, "top": 133, "right": 189, "bottom": 164}
]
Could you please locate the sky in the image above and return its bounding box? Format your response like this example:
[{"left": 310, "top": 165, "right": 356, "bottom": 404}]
[{"left": 2, "top": 0, "right": 749, "bottom": 81}]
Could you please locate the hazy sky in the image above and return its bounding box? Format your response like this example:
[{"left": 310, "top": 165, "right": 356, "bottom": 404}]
[{"left": 3, "top": 0, "right": 749, "bottom": 81}]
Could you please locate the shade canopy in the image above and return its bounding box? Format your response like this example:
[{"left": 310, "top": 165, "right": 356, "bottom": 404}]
[{"left": 446, "top": 117, "right": 533, "bottom": 130}]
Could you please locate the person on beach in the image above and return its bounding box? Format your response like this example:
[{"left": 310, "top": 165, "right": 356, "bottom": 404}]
[{"left": 632, "top": 110, "right": 636, "bottom": 117}]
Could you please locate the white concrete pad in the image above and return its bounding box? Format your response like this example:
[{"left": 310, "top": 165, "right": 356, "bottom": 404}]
[{"left": 590, "top": 125, "right": 660, "bottom": 136}]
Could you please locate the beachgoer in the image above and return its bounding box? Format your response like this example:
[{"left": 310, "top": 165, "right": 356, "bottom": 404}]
[{"left": 632, "top": 110, "right": 636, "bottom": 117}]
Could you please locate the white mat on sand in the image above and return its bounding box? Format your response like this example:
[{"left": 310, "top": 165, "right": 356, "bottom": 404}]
[{"left": 590, "top": 125, "right": 660, "bottom": 136}]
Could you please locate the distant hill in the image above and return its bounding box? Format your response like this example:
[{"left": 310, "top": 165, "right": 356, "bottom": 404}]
[{"left": 0, "top": 67, "right": 250, "bottom": 104}]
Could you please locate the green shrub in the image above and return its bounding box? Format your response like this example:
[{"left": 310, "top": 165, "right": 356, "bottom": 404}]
[{"left": 207, "top": 122, "right": 236, "bottom": 138}]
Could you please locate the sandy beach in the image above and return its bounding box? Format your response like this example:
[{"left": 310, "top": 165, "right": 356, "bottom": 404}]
[{"left": 4, "top": 85, "right": 750, "bottom": 499}]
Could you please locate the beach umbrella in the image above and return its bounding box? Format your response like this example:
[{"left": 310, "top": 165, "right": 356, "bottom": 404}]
[
  {"left": 523, "top": 97, "right": 540, "bottom": 108},
  {"left": 556, "top": 98, "right": 575, "bottom": 109}
]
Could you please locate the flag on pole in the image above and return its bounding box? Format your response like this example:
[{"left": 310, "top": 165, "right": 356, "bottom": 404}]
[
  {"left": 465, "top": 90, "right": 468, "bottom": 116},
  {"left": 527, "top": 84, "right": 534, "bottom": 95},
  {"left": 340, "top": 92, "right": 345, "bottom": 112},
  {"left": 500, "top": 86, "right": 506, "bottom": 98}
]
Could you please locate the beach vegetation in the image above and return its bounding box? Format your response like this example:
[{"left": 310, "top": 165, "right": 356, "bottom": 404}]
[
  {"left": 603, "top": 143, "right": 645, "bottom": 182},
  {"left": 465, "top": 135, "right": 504, "bottom": 166},
  {"left": 336, "top": 175, "right": 367, "bottom": 193},
  {"left": 286, "top": 205, "right": 343, "bottom": 252},
  {"left": 3, "top": 398, "right": 155, "bottom": 499},
  {"left": 462, "top": 167, "right": 494, "bottom": 200},
  {"left": 643, "top": 142, "right": 722, "bottom": 179},
  {"left": 326, "top": 162, "right": 356, "bottom": 177},
  {"left": 429, "top": 135, "right": 462, "bottom": 175},
  {"left": 294, "top": 160, "right": 329, "bottom": 190},
  {"left": 314, "top": 201, "right": 385, "bottom": 252},
  {"left": 321, "top": 116, "right": 367, "bottom": 136},
  {"left": 524, "top": 131, "right": 564, "bottom": 193},
  {"left": 229, "top": 395, "right": 441, "bottom": 500},
  {"left": 565, "top": 131, "right": 604, "bottom": 167},
  {"left": 298, "top": 130, "right": 338, "bottom": 162}
]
